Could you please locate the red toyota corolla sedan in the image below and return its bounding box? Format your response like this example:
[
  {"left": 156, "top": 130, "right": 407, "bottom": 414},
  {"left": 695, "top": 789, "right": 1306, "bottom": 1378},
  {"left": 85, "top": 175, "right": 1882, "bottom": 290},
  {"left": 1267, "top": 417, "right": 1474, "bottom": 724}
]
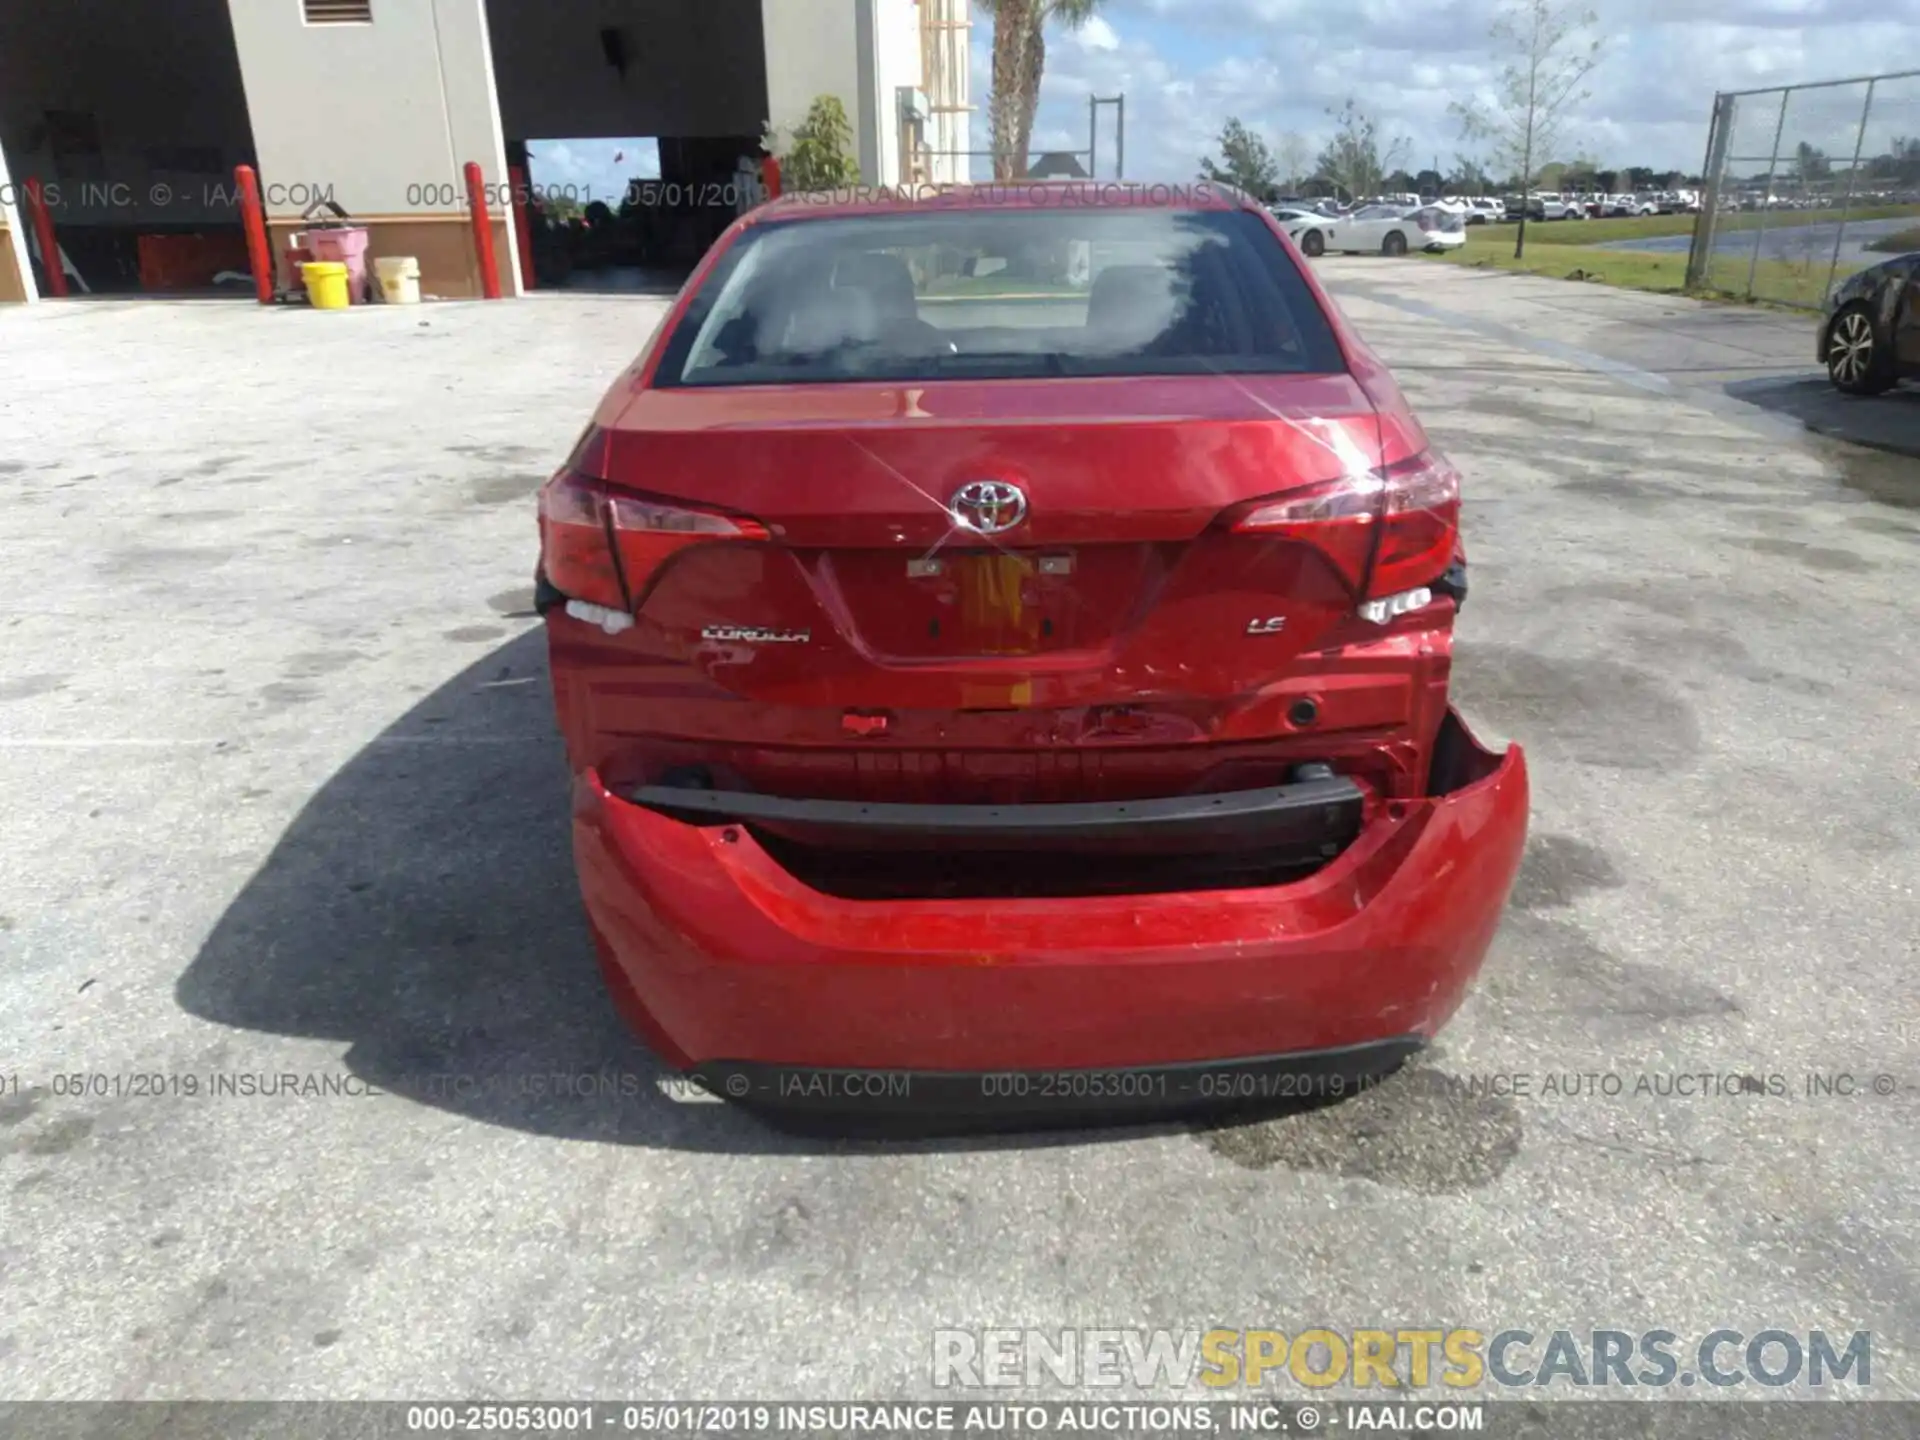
[{"left": 534, "top": 182, "right": 1528, "bottom": 1123}]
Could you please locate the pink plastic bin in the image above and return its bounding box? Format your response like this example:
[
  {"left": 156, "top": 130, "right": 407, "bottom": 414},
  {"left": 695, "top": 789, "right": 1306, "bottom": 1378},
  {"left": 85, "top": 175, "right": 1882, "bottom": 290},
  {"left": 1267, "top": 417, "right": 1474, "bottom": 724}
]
[{"left": 306, "top": 227, "right": 370, "bottom": 302}]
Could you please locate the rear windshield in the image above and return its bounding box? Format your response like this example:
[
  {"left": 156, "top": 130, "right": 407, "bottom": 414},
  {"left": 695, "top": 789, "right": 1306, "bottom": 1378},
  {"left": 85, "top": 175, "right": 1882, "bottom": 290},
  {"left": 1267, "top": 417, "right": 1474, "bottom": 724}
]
[{"left": 653, "top": 207, "right": 1346, "bottom": 387}]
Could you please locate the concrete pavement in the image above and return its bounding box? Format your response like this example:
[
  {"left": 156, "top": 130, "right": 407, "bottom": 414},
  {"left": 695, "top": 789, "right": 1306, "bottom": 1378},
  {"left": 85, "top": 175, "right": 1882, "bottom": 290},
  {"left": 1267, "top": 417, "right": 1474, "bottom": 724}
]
[
  {"left": 0, "top": 271, "right": 1914, "bottom": 1403},
  {"left": 1340, "top": 256, "right": 1920, "bottom": 464}
]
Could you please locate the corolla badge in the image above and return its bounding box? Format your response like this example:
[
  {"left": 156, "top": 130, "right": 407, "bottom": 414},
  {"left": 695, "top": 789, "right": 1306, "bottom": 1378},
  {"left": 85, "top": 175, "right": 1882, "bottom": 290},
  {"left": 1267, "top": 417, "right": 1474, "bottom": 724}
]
[
  {"left": 701, "top": 624, "right": 810, "bottom": 644},
  {"left": 949, "top": 479, "right": 1028, "bottom": 535}
]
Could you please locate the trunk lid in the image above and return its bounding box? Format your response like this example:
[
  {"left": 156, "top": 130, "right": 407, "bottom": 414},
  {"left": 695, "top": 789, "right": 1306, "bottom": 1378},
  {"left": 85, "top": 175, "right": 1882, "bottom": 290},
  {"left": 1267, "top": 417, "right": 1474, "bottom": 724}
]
[
  {"left": 599, "top": 378, "right": 1382, "bottom": 698},
  {"left": 598, "top": 373, "right": 1386, "bottom": 704}
]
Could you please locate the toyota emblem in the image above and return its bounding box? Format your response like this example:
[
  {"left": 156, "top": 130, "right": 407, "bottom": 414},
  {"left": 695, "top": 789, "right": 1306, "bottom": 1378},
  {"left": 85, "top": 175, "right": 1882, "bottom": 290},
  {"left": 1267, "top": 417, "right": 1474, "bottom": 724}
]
[{"left": 949, "top": 479, "right": 1028, "bottom": 535}]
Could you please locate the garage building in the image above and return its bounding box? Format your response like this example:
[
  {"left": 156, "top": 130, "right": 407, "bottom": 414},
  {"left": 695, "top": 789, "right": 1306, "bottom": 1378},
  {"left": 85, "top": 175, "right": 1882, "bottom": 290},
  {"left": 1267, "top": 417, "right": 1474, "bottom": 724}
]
[{"left": 0, "top": 0, "right": 972, "bottom": 302}]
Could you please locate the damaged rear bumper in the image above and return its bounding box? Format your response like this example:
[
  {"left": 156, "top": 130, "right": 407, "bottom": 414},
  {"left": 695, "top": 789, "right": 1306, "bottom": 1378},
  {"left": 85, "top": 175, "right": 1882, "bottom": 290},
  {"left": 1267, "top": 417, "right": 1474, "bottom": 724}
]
[{"left": 569, "top": 708, "right": 1528, "bottom": 1109}]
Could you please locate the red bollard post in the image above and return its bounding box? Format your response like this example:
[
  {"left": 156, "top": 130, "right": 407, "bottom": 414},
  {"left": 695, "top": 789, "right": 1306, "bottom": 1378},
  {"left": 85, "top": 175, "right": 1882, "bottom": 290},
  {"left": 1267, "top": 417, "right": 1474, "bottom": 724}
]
[
  {"left": 234, "top": 165, "right": 275, "bottom": 305},
  {"left": 762, "top": 156, "right": 782, "bottom": 201},
  {"left": 464, "top": 161, "right": 502, "bottom": 300},
  {"left": 507, "top": 163, "right": 536, "bottom": 292},
  {"left": 23, "top": 178, "right": 67, "bottom": 298}
]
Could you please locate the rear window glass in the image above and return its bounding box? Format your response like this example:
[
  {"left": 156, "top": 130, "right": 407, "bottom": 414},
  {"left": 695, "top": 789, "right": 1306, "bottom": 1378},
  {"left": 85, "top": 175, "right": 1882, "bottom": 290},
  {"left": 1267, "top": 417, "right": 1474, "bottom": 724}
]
[{"left": 653, "top": 207, "right": 1345, "bottom": 387}]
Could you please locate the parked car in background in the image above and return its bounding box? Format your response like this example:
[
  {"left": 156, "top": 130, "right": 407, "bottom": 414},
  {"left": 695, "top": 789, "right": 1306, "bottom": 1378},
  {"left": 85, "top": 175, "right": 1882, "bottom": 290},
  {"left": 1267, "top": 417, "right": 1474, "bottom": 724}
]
[
  {"left": 1532, "top": 194, "right": 1584, "bottom": 221},
  {"left": 1271, "top": 206, "right": 1336, "bottom": 257},
  {"left": 533, "top": 181, "right": 1528, "bottom": 1119},
  {"left": 1333, "top": 204, "right": 1466, "bottom": 255},
  {"left": 1820, "top": 253, "right": 1920, "bottom": 395}
]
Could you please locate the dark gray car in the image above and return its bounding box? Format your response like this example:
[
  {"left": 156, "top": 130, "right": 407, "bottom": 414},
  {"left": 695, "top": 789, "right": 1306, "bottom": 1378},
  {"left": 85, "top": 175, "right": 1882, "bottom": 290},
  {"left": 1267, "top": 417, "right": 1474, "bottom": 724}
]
[{"left": 1820, "top": 253, "right": 1920, "bottom": 395}]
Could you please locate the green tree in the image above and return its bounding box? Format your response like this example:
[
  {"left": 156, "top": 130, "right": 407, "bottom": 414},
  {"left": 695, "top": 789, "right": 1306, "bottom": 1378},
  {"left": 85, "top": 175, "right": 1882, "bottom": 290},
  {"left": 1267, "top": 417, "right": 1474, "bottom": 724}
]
[
  {"left": 1794, "top": 142, "right": 1831, "bottom": 189},
  {"left": 1315, "top": 99, "right": 1410, "bottom": 203},
  {"left": 773, "top": 95, "right": 862, "bottom": 191},
  {"left": 1561, "top": 159, "right": 1599, "bottom": 192},
  {"left": 1200, "top": 117, "right": 1281, "bottom": 199},
  {"left": 979, "top": 0, "right": 1110, "bottom": 179},
  {"left": 1450, "top": 0, "right": 1602, "bottom": 258},
  {"left": 1449, "top": 155, "right": 1493, "bottom": 192},
  {"left": 1276, "top": 132, "right": 1311, "bottom": 193}
]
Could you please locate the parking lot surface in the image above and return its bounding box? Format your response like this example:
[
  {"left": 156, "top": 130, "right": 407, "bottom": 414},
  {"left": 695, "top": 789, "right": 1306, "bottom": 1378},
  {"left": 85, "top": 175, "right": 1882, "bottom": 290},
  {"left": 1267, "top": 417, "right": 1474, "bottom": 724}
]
[{"left": 1, "top": 269, "right": 1915, "bottom": 1400}]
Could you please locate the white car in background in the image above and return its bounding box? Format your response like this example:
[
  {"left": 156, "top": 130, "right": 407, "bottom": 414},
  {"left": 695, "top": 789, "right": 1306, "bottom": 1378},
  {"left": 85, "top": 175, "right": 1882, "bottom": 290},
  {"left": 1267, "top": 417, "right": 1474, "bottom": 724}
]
[
  {"left": 1270, "top": 206, "right": 1336, "bottom": 257},
  {"left": 1332, "top": 203, "right": 1466, "bottom": 255}
]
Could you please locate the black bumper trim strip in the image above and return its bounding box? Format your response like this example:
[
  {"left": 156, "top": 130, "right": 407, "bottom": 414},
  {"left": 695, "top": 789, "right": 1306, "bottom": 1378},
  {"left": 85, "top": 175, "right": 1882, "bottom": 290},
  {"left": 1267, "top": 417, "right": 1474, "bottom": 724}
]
[{"left": 626, "top": 775, "right": 1366, "bottom": 855}]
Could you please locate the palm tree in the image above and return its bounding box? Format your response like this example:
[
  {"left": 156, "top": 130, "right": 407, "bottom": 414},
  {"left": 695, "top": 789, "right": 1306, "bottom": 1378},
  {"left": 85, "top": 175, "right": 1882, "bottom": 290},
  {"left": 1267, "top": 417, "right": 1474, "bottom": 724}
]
[{"left": 978, "top": 0, "right": 1108, "bottom": 180}]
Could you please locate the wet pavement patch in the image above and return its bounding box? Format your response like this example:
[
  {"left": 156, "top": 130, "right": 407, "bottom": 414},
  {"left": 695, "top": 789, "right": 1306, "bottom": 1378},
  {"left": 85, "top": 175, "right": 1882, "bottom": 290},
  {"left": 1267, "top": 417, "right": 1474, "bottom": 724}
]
[
  {"left": 1739, "top": 535, "right": 1876, "bottom": 573},
  {"left": 1487, "top": 912, "right": 1741, "bottom": 1026},
  {"left": 1510, "top": 834, "right": 1625, "bottom": 910},
  {"left": 1196, "top": 1068, "right": 1523, "bottom": 1193},
  {"left": 487, "top": 587, "right": 539, "bottom": 617},
  {"left": 0, "top": 674, "right": 67, "bottom": 703},
  {"left": 1451, "top": 644, "right": 1700, "bottom": 771},
  {"left": 1721, "top": 377, "right": 1920, "bottom": 481},
  {"left": 472, "top": 474, "right": 548, "bottom": 506}
]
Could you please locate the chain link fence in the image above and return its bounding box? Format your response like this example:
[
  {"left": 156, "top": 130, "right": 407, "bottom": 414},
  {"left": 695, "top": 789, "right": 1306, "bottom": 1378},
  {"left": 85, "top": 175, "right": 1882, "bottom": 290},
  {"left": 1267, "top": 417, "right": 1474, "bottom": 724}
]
[{"left": 1687, "top": 69, "right": 1920, "bottom": 308}]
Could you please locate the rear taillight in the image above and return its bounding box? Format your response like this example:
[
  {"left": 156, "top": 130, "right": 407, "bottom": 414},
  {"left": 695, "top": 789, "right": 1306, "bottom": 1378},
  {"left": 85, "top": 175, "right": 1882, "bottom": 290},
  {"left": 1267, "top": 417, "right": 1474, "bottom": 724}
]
[
  {"left": 537, "top": 430, "right": 767, "bottom": 614},
  {"left": 1232, "top": 450, "right": 1461, "bottom": 603}
]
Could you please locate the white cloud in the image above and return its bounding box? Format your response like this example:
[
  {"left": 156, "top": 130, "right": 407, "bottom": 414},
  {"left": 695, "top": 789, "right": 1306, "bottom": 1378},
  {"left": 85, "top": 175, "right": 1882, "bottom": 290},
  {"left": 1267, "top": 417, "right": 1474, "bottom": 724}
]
[{"left": 966, "top": 0, "right": 1920, "bottom": 181}]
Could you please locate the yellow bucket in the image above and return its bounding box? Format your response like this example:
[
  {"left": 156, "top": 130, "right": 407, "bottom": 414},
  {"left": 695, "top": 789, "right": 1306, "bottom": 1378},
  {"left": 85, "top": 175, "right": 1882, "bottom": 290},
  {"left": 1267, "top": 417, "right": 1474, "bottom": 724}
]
[{"left": 300, "top": 260, "right": 350, "bottom": 310}]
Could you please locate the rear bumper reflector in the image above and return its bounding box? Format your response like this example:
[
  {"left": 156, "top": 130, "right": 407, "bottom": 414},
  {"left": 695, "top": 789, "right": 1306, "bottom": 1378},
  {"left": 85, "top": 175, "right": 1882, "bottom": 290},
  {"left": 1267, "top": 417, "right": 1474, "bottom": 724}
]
[{"left": 1357, "top": 586, "right": 1432, "bottom": 625}]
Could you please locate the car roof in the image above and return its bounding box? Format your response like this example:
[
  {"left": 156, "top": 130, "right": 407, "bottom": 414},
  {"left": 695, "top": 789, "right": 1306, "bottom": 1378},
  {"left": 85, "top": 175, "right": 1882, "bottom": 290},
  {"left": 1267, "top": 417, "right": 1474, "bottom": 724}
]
[{"left": 753, "top": 181, "right": 1259, "bottom": 222}]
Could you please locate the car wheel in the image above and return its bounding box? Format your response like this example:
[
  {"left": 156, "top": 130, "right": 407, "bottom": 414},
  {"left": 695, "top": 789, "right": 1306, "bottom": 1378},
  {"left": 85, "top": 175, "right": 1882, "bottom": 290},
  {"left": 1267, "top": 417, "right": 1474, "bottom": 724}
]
[
  {"left": 1300, "top": 229, "right": 1325, "bottom": 257},
  {"left": 1826, "top": 304, "right": 1896, "bottom": 396},
  {"left": 1382, "top": 231, "right": 1408, "bottom": 257}
]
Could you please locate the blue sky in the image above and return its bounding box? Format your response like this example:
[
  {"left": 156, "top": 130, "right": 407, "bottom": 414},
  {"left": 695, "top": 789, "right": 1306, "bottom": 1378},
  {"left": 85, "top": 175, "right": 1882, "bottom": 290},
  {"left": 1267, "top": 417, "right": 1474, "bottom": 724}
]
[
  {"left": 972, "top": 0, "right": 1920, "bottom": 181},
  {"left": 519, "top": 0, "right": 1919, "bottom": 192},
  {"left": 524, "top": 138, "right": 661, "bottom": 206}
]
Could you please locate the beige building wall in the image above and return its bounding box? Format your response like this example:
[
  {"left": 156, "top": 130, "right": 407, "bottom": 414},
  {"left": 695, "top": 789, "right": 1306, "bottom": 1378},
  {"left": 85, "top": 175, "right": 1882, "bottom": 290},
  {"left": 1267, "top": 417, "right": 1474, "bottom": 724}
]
[
  {"left": 0, "top": 135, "right": 35, "bottom": 303},
  {"left": 762, "top": 0, "right": 958, "bottom": 189},
  {"left": 762, "top": 0, "right": 868, "bottom": 180},
  {"left": 224, "top": 0, "right": 521, "bottom": 298}
]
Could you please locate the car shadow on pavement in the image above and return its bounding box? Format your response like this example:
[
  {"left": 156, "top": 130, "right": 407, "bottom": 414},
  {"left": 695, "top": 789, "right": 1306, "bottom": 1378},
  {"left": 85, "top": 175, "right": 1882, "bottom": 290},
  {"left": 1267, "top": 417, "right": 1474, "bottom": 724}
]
[
  {"left": 175, "top": 629, "right": 1215, "bottom": 1155},
  {"left": 1723, "top": 374, "right": 1920, "bottom": 471}
]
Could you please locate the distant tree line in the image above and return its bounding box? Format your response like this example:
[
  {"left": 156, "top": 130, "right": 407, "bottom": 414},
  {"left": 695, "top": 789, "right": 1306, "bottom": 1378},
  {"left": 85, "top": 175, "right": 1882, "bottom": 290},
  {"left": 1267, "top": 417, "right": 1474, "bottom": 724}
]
[{"left": 1199, "top": 109, "right": 1708, "bottom": 204}]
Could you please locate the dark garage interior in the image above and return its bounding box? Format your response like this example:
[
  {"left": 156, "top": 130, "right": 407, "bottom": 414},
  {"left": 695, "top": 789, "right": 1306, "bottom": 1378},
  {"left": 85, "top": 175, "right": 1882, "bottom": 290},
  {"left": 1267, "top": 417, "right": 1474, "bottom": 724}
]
[
  {"left": 0, "top": 0, "right": 259, "bottom": 296},
  {"left": 485, "top": 0, "right": 770, "bottom": 290}
]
